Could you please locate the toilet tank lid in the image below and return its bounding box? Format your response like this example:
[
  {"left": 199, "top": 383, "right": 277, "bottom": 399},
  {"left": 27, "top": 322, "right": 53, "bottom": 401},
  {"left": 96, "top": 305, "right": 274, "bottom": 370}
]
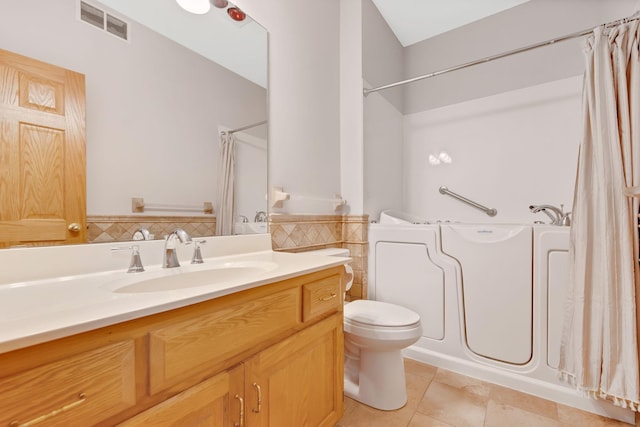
[
  {"left": 345, "top": 300, "right": 420, "bottom": 327},
  {"left": 304, "top": 248, "right": 350, "bottom": 257}
]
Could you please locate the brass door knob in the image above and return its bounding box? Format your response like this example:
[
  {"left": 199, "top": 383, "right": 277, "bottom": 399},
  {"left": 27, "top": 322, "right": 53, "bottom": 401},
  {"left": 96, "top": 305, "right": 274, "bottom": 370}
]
[{"left": 68, "top": 223, "right": 81, "bottom": 233}]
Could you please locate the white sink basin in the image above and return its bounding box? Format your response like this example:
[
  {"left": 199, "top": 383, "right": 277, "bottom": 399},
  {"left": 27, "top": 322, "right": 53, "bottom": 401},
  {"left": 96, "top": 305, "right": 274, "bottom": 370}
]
[
  {"left": 234, "top": 222, "right": 268, "bottom": 234},
  {"left": 110, "top": 261, "right": 278, "bottom": 293}
]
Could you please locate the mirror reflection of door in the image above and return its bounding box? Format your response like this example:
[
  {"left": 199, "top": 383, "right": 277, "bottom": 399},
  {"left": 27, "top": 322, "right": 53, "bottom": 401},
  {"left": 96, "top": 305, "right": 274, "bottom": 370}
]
[{"left": 0, "top": 48, "right": 86, "bottom": 248}]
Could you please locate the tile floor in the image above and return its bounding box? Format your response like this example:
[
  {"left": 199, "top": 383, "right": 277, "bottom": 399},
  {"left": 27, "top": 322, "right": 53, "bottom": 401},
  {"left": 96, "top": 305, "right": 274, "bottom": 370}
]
[{"left": 336, "top": 359, "right": 634, "bottom": 427}]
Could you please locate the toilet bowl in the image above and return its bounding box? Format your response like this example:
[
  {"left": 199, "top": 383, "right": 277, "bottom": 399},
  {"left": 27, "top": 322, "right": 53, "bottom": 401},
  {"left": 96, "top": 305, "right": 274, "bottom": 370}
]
[
  {"left": 306, "top": 248, "right": 423, "bottom": 411},
  {"left": 343, "top": 299, "right": 422, "bottom": 410}
]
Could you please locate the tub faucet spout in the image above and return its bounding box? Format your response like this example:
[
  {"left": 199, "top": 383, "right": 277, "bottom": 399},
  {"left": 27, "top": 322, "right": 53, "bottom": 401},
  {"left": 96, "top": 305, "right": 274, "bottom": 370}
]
[
  {"left": 529, "top": 204, "right": 569, "bottom": 226},
  {"left": 163, "top": 228, "right": 192, "bottom": 268}
]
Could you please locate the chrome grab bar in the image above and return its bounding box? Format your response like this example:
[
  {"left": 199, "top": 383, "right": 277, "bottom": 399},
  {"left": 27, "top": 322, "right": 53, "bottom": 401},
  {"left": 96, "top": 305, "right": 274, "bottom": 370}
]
[{"left": 439, "top": 186, "right": 497, "bottom": 217}]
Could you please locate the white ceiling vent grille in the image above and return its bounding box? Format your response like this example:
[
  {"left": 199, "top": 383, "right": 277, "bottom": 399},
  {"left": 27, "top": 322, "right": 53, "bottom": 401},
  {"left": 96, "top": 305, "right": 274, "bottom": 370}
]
[{"left": 80, "top": 1, "right": 129, "bottom": 41}]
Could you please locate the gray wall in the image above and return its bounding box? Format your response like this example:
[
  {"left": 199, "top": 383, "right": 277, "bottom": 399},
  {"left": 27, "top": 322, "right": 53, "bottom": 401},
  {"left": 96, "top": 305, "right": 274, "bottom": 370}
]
[
  {"left": 362, "top": 0, "right": 404, "bottom": 113},
  {"left": 403, "top": 0, "right": 637, "bottom": 113},
  {"left": 238, "top": 0, "right": 343, "bottom": 214}
]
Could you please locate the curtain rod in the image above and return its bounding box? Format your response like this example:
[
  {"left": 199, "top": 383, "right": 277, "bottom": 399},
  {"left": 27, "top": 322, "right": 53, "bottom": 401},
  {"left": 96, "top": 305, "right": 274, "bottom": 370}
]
[
  {"left": 222, "top": 120, "right": 267, "bottom": 135},
  {"left": 363, "top": 13, "right": 640, "bottom": 96}
]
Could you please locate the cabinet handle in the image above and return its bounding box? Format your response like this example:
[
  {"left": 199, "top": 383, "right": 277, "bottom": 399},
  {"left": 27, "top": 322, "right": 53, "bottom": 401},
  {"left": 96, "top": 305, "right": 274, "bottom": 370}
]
[
  {"left": 67, "top": 223, "right": 81, "bottom": 233},
  {"left": 9, "top": 392, "right": 86, "bottom": 427},
  {"left": 252, "top": 382, "right": 262, "bottom": 413},
  {"left": 320, "top": 293, "right": 337, "bottom": 301},
  {"left": 234, "top": 394, "right": 244, "bottom": 427}
]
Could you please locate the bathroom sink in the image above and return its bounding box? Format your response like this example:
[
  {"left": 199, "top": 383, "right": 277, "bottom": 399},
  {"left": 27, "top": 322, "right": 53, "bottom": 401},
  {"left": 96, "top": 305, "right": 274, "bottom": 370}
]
[
  {"left": 111, "top": 261, "right": 278, "bottom": 293},
  {"left": 234, "top": 222, "right": 268, "bottom": 234}
]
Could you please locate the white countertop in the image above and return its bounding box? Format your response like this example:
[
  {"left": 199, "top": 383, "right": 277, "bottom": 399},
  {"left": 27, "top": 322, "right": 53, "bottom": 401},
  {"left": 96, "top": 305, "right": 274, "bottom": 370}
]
[{"left": 0, "top": 234, "right": 348, "bottom": 354}]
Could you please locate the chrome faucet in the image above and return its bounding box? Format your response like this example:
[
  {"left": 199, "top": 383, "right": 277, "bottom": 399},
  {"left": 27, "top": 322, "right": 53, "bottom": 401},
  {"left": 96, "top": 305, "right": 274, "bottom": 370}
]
[
  {"left": 254, "top": 211, "right": 267, "bottom": 222},
  {"left": 132, "top": 227, "right": 151, "bottom": 240},
  {"left": 529, "top": 204, "right": 571, "bottom": 226},
  {"left": 163, "top": 228, "right": 192, "bottom": 268}
]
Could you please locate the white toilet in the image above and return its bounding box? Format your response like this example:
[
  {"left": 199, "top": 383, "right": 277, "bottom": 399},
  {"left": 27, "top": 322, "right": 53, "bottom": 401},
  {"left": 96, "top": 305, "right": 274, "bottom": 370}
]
[{"left": 308, "top": 248, "right": 423, "bottom": 411}]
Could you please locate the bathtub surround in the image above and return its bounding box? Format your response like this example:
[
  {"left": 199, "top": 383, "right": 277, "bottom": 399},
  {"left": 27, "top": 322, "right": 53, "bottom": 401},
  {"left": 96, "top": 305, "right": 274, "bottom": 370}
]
[
  {"left": 559, "top": 20, "right": 640, "bottom": 410},
  {"left": 269, "top": 214, "right": 368, "bottom": 300},
  {"left": 402, "top": 74, "right": 583, "bottom": 224}
]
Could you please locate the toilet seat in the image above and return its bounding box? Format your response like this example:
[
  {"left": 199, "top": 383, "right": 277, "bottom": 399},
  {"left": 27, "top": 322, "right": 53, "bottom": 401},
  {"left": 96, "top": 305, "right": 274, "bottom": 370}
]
[
  {"left": 343, "top": 300, "right": 422, "bottom": 344},
  {"left": 344, "top": 299, "right": 420, "bottom": 327}
]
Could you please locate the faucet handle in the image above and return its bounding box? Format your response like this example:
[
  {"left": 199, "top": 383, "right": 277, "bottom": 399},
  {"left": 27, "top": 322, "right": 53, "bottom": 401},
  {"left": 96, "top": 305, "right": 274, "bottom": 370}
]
[
  {"left": 191, "top": 240, "right": 207, "bottom": 264},
  {"left": 111, "top": 245, "right": 145, "bottom": 273}
]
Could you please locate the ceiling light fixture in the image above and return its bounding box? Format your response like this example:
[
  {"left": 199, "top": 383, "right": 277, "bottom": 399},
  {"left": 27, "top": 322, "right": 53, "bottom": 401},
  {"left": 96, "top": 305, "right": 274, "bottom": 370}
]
[
  {"left": 176, "top": 0, "right": 210, "bottom": 15},
  {"left": 211, "top": 0, "right": 229, "bottom": 8},
  {"left": 227, "top": 7, "right": 246, "bottom": 22}
]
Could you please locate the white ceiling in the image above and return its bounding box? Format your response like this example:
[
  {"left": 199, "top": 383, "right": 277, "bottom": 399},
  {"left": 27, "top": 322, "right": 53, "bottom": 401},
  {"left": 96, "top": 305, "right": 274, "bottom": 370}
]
[
  {"left": 98, "top": 0, "right": 268, "bottom": 87},
  {"left": 371, "top": 0, "right": 531, "bottom": 47},
  {"left": 94, "top": 0, "right": 531, "bottom": 86}
]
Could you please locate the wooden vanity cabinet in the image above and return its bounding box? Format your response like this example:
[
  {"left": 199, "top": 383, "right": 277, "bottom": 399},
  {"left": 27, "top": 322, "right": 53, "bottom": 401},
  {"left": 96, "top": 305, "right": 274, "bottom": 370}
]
[
  {"left": 122, "top": 314, "right": 342, "bottom": 427},
  {"left": 0, "top": 265, "right": 344, "bottom": 427},
  {"left": 244, "top": 313, "right": 343, "bottom": 427},
  {"left": 118, "top": 365, "right": 244, "bottom": 426}
]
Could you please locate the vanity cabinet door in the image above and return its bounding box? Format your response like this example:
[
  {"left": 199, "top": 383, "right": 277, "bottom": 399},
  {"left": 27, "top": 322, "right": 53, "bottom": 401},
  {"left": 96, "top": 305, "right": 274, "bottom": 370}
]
[
  {"left": 245, "top": 313, "right": 344, "bottom": 427},
  {"left": 148, "top": 287, "right": 300, "bottom": 394},
  {"left": 118, "top": 365, "right": 244, "bottom": 427}
]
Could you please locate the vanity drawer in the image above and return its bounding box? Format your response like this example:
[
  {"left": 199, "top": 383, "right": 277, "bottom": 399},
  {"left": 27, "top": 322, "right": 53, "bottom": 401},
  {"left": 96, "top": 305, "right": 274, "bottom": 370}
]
[
  {"left": 302, "top": 273, "right": 343, "bottom": 322},
  {"left": 148, "top": 287, "right": 300, "bottom": 394},
  {"left": 0, "top": 340, "right": 136, "bottom": 427}
]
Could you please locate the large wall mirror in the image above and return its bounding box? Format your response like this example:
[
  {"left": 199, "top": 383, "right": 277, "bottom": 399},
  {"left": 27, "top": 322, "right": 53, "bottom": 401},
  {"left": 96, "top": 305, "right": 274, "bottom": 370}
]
[{"left": 0, "top": 0, "right": 268, "bottom": 246}]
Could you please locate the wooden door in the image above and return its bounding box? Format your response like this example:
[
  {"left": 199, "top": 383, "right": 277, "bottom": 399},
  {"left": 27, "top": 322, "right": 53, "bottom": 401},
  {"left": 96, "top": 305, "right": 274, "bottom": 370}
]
[
  {"left": 0, "top": 48, "right": 86, "bottom": 248},
  {"left": 245, "top": 314, "right": 344, "bottom": 427},
  {"left": 118, "top": 365, "right": 244, "bottom": 427}
]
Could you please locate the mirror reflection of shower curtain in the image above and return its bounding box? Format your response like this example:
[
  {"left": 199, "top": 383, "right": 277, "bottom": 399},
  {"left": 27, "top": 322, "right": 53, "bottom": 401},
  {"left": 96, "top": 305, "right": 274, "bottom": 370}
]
[
  {"left": 216, "top": 132, "right": 235, "bottom": 236},
  {"left": 558, "top": 19, "right": 640, "bottom": 410}
]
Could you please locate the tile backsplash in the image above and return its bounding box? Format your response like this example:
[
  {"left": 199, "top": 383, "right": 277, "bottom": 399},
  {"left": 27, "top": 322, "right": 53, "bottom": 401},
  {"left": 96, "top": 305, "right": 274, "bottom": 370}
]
[
  {"left": 86, "top": 215, "right": 215, "bottom": 243},
  {"left": 270, "top": 214, "right": 369, "bottom": 300}
]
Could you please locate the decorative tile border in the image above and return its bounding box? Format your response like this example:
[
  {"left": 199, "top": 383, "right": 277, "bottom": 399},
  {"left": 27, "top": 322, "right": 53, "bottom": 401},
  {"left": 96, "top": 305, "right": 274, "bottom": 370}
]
[
  {"left": 86, "top": 215, "right": 216, "bottom": 243},
  {"left": 270, "top": 214, "right": 369, "bottom": 300}
]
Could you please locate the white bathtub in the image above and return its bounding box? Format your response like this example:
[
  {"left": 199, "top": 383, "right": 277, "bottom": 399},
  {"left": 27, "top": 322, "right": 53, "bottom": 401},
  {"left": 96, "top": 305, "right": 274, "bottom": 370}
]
[{"left": 368, "top": 219, "right": 633, "bottom": 423}]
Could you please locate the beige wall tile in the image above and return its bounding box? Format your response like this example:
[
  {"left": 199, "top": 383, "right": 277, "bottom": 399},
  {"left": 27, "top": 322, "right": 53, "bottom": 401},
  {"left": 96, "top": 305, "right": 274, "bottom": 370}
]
[
  {"left": 86, "top": 215, "right": 215, "bottom": 243},
  {"left": 270, "top": 214, "right": 369, "bottom": 298}
]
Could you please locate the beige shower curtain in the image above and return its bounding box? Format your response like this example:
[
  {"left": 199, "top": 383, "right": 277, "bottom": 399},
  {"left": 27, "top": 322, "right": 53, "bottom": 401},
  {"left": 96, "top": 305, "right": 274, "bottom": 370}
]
[
  {"left": 215, "top": 132, "right": 236, "bottom": 236},
  {"left": 559, "top": 20, "right": 640, "bottom": 410}
]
